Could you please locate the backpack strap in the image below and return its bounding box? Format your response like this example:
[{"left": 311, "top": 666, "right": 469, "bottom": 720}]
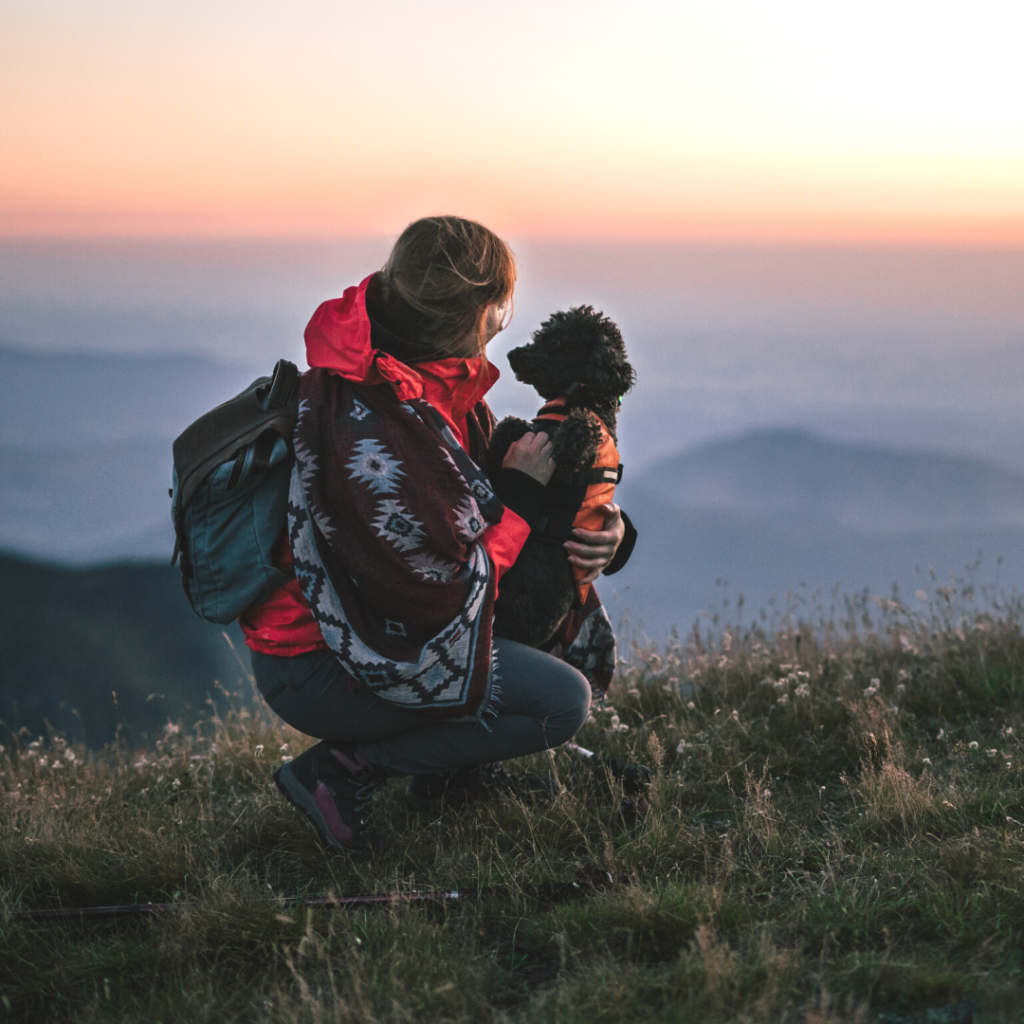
[{"left": 172, "top": 359, "right": 299, "bottom": 522}]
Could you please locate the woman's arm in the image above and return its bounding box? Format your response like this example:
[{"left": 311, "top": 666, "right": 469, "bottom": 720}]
[
  {"left": 496, "top": 436, "right": 634, "bottom": 585},
  {"left": 481, "top": 430, "right": 558, "bottom": 583}
]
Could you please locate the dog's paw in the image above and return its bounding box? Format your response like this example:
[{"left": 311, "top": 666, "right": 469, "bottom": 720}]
[{"left": 551, "top": 408, "right": 603, "bottom": 474}]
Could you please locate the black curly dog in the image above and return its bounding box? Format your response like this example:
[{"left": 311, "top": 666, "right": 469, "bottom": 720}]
[{"left": 488, "top": 306, "right": 635, "bottom": 648}]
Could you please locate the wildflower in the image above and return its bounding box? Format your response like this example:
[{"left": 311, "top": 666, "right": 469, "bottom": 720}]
[
  {"left": 864, "top": 678, "right": 880, "bottom": 696},
  {"left": 279, "top": 744, "right": 289, "bottom": 753},
  {"left": 1006, "top": 728, "right": 1014, "bottom": 736},
  {"left": 795, "top": 683, "right": 810, "bottom": 698},
  {"left": 38, "top": 758, "right": 47, "bottom": 768},
  {"left": 922, "top": 758, "right": 932, "bottom": 766},
  {"left": 687, "top": 702, "right": 696, "bottom": 710},
  {"left": 896, "top": 683, "right": 906, "bottom": 695},
  {"left": 254, "top": 744, "right": 264, "bottom": 758},
  {"left": 51, "top": 760, "right": 63, "bottom": 770},
  {"left": 937, "top": 729, "right": 945, "bottom": 740},
  {"left": 777, "top": 694, "right": 788, "bottom": 706},
  {"left": 627, "top": 688, "right": 640, "bottom": 698},
  {"left": 676, "top": 741, "right": 690, "bottom": 753},
  {"left": 969, "top": 741, "right": 979, "bottom": 750},
  {"left": 172, "top": 778, "right": 182, "bottom": 790},
  {"left": 63, "top": 748, "right": 76, "bottom": 762},
  {"left": 986, "top": 749, "right": 998, "bottom": 757},
  {"left": 609, "top": 714, "right": 629, "bottom": 733}
]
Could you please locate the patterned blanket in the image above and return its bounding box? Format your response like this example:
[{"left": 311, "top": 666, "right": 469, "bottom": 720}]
[{"left": 288, "top": 369, "right": 504, "bottom": 721}]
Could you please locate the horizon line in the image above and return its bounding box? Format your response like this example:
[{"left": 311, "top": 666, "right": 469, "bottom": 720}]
[{"left": 3, "top": 231, "right": 1024, "bottom": 251}]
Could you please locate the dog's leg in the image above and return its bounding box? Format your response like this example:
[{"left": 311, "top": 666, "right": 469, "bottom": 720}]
[{"left": 549, "top": 409, "right": 602, "bottom": 475}]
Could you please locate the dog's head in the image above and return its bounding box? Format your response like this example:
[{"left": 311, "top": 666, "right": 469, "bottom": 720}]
[{"left": 507, "top": 306, "right": 635, "bottom": 404}]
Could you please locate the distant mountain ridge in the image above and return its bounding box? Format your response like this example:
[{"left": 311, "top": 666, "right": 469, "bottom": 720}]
[
  {"left": 603, "top": 429, "right": 1024, "bottom": 638},
  {"left": 0, "top": 345, "right": 262, "bottom": 562},
  {"left": 637, "top": 427, "right": 1024, "bottom": 535},
  {"left": 2, "top": 344, "right": 1023, "bottom": 646},
  {"left": 0, "top": 343, "right": 261, "bottom": 448}
]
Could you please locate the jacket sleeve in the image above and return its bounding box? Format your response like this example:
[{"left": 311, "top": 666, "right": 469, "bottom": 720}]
[
  {"left": 480, "top": 508, "right": 531, "bottom": 582},
  {"left": 602, "top": 509, "right": 637, "bottom": 576}
]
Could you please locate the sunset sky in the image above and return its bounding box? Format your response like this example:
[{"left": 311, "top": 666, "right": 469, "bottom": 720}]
[{"left": 2, "top": 0, "right": 1022, "bottom": 242}]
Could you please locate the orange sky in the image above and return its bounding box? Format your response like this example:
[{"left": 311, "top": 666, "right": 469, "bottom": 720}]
[{"left": 2, "top": 0, "right": 1022, "bottom": 243}]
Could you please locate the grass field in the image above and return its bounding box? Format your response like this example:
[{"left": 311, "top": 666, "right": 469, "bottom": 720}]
[{"left": 2, "top": 584, "right": 1024, "bottom": 1022}]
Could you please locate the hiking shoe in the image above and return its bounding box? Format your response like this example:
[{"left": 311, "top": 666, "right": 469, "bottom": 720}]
[
  {"left": 273, "top": 741, "right": 386, "bottom": 851},
  {"left": 405, "top": 763, "right": 559, "bottom": 810}
]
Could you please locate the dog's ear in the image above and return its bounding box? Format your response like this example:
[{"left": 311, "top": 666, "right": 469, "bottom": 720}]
[
  {"left": 586, "top": 351, "right": 636, "bottom": 400},
  {"left": 579, "top": 315, "right": 635, "bottom": 400}
]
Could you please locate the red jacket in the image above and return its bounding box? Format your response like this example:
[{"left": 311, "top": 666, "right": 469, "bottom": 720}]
[{"left": 239, "top": 275, "right": 531, "bottom": 656}]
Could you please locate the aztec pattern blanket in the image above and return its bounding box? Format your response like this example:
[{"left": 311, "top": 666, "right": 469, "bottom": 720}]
[{"left": 288, "top": 368, "right": 505, "bottom": 720}]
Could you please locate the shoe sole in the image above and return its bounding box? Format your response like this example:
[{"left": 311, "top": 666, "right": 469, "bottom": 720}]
[{"left": 274, "top": 762, "right": 346, "bottom": 852}]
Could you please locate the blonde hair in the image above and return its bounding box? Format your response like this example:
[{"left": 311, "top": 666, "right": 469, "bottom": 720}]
[{"left": 379, "top": 216, "right": 516, "bottom": 359}]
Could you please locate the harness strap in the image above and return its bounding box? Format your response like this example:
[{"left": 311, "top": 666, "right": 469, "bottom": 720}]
[{"left": 552, "top": 464, "right": 623, "bottom": 488}]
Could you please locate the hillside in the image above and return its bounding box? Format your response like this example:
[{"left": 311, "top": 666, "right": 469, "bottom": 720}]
[
  {"left": 0, "top": 553, "right": 247, "bottom": 748},
  {"left": 2, "top": 590, "right": 1021, "bottom": 1021}
]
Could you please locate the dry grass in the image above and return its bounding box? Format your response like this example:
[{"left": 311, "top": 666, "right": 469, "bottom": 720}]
[{"left": 2, "top": 581, "right": 1024, "bottom": 1022}]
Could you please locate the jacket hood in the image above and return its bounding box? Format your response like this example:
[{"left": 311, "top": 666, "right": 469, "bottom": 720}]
[{"left": 304, "top": 274, "right": 499, "bottom": 407}]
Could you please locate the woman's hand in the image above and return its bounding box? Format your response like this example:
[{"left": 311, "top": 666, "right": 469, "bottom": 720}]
[
  {"left": 564, "top": 503, "right": 626, "bottom": 584},
  {"left": 502, "top": 431, "right": 556, "bottom": 485}
]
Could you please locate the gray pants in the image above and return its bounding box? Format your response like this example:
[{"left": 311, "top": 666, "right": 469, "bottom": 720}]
[{"left": 250, "top": 639, "right": 591, "bottom": 776}]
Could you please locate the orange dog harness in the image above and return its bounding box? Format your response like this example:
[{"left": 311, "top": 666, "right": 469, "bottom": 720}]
[{"left": 532, "top": 396, "right": 623, "bottom": 604}]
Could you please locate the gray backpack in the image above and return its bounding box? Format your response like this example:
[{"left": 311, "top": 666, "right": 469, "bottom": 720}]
[{"left": 170, "top": 359, "right": 300, "bottom": 623}]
